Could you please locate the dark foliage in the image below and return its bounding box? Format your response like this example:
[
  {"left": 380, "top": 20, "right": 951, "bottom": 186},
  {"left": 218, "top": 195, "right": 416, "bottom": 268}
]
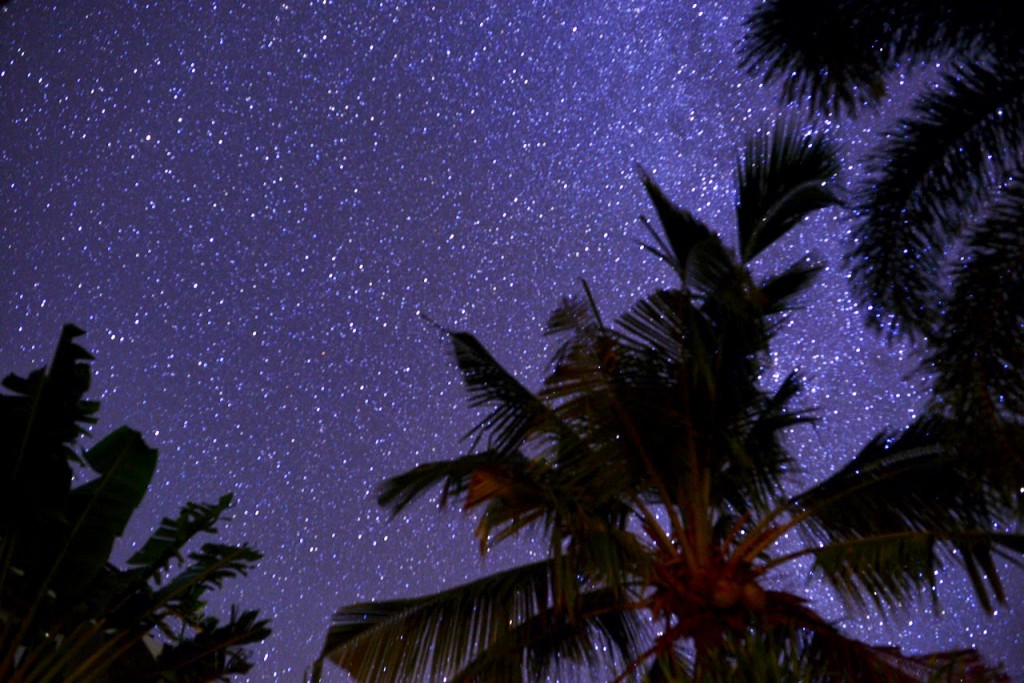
[
  {"left": 0, "top": 325, "right": 270, "bottom": 682},
  {"left": 317, "top": 127, "right": 1016, "bottom": 682},
  {"left": 741, "top": 0, "right": 1024, "bottom": 504}
]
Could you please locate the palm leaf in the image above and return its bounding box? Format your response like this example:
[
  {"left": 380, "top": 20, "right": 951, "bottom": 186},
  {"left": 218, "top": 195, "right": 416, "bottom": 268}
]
[
  {"left": 735, "top": 123, "right": 841, "bottom": 263},
  {"left": 597, "top": 290, "right": 713, "bottom": 495},
  {"left": 544, "top": 290, "right": 607, "bottom": 376},
  {"left": 637, "top": 168, "right": 735, "bottom": 294},
  {"left": 849, "top": 61, "right": 1024, "bottom": 335},
  {"left": 455, "top": 587, "right": 650, "bottom": 683},
  {"left": 616, "top": 289, "right": 697, "bottom": 367},
  {"left": 757, "top": 257, "right": 823, "bottom": 319},
  {"left": 467, "top": 459, "right": 567, "bottom": 553},
  {"left": 727, "top": 591, "right": 1007, "bottom": 682},
  {"left": 794, "top": 418, "right": 977, "bottom": 534},
  {"left": 928, "top": 179, "right": 1024, "bottom": 424},
  {"left": 545, "top": 295, "right": 596, "bottom": 340},
  {"left": 740, "top": 0, "right": 1019, "bottom": 116},
  {"left": 377, "top": 449, "right": 529, "bottom": 516},
  {"left": 740, "top": 0, "right": 892, "bottom": 115},
  {"left": 466, "top": 457, "right": 648, "bottom": 571},
  {"left": 693, "top": 624, "right": 889, "bottom": 683},
  {"left": 791, "top": 415, "right": 1021, "bottom": 611},
  {"left": 450, "top": 331, "right": 555, "bottom": 455},
  {"left": 614, "top": 287, "right": 798, "bottom": 511},
  {"left": 321, "top": 559, "right": 579, "bottom": 683},
  {"left": 808, "top": 530, "right": 1024, "bottom": 614},
  {"left": 721, "top": 371, "right": 809, "bottom": 514}
]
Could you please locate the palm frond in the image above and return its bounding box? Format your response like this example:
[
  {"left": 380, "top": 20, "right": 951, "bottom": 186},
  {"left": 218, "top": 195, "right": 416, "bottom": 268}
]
[
  {"left": 740, "top": 0, "right": 893, "bottom": 115},
  {"left": 928, "top": 179, "right": 1024, "bottom": 424},
  {"left": 321, "top": 559, "right": 575, "bottom": 683},
  {"left": 721, "top": 372, "right": 809, "bottom": 514},
  {"left": 736, "top": 123, "right": 841, "bottom": 263},
  {"left": 616, "top": 289, "right": 697, "bottom": 368},
  {"left": 456, "top": 587, "right": 650, "bottom": 683},
  {"left": 542, "top": 299, "right": 647, "bottom": 486},
  {"left": 637, "top": 168, "right": 735, "bottom": 293},
  {"left": 543, "top": 291, "right": 611, "bottom": 398},
  {"left": 791, "top": 415, "right": 1020, "bottom": 611},
  {"left": 719, "top": 590, "right": 1007, "bottom": 682},
  {"left": 693, "top": 624, "right": 895, "bottom": 683},
  {"left": 450, "top": 331, "right": 555, "bottom": 455},
  {"left": 793, "top": 416, "right": 972, "bottom": 537},
  {"left": 809, "top": 530, "right": 1024, "bottom": 615},
  {"left": 612, "top": 289, "right": 720, "bottom": 491},
  {"left": 466, "top": 456, "right": 651, "bottom": 571},
  {"left": 740, "top": 0, "right": 1020, "bottom": 116},
  {"left": 545, "top": 295, "right": 599, "bottom": 341},
  {"left": 467, "top": 458, "right": 568, "bottom": 552},
  {"left": 757, "top": 257, "right": 823, "bottom": 319},
  {"left": 849, "top": 61, "right": 1024, "bottom": 334},
  {"left": 783, "top": 611, "right": 1004, "bottom": 682},
  {"left": 380, "top": 441, "right": 637, "bottom": 571},
  {"left": 615, "top": 287, "right": 800, "bottom": 511},
  {"left": 643, "top": 649, "right": 689, "bottom": 683},
  {"left": 377, "top": 449, "right": 529, "bottom": 516}
]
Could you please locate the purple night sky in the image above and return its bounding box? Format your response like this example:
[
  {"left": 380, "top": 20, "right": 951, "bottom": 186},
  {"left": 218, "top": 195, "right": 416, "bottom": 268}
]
[{"left": 2, "top": 1, "right": 1021, "bottom": 680}]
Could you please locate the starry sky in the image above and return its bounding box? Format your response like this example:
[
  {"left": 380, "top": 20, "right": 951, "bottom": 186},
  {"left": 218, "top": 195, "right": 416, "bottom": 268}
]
[{"left": 2, "top": 1, "right": 1022, "bottom": 681}]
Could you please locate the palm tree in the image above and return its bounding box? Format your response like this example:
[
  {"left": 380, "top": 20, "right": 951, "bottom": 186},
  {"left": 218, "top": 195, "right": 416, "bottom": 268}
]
[
  {"left": 0, "top": 325, "right": 271, "bottom": 682},
  {"left": 316, "top": 126, "right": 1020, "bottom": 682},
  {"left": 740, "top": 1, "right": 1024, "bottom": 491}
]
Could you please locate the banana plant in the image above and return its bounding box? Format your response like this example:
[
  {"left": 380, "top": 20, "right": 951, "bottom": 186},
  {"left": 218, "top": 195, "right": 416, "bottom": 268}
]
[{"left": 0, "top": 325, "right": 270, "bottom": 682}]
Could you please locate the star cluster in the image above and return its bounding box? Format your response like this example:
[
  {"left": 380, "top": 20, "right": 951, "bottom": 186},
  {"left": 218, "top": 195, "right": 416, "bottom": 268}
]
[{"left": 2, "top": 1, "right": 1021, "bottom": 680}]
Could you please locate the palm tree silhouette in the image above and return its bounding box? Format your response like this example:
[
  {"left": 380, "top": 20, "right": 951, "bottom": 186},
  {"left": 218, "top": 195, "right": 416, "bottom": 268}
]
[
  {"left": 740, "top": 0, "right": 1024, "bottom": 495},
  {"left": 316, "top": 126, "right": 1019, "bottom": 682}
]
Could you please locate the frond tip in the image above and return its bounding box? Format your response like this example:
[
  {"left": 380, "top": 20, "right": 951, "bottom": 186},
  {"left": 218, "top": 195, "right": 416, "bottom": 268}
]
[
  {"left": 450, "top": 331, "right": 551, "bottom": 454},
  {"left": 736, "top": 123, "right": 841, "bottom": 263}
]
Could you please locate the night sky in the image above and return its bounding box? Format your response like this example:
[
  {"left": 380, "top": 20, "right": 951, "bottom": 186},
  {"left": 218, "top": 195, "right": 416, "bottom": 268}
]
[{"left": 2, "top": 1, "right": 1022, "bottom": 681}]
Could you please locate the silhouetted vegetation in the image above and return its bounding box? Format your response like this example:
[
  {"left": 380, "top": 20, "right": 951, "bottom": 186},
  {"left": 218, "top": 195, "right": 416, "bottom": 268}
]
[
  {"left": 0, "top": 325, "right": 270, "bottom": 682},
  {"left": 316, "top": 126, "right": 1019, "bottom": 682},
  {"left": 742, "top": 0, "right": 1024, "bottom": 500}
]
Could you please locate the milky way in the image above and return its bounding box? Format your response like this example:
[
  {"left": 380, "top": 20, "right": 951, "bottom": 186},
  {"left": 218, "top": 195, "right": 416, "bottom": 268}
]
[{"left": 2, "top": 2, "right": 1021, "bottom": 680}]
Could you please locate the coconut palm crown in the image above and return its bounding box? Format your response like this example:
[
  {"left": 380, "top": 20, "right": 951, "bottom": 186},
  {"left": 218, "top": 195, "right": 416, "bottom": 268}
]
[{"left": 317, "top": 125, "right": 1020, "bottom": 682}]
